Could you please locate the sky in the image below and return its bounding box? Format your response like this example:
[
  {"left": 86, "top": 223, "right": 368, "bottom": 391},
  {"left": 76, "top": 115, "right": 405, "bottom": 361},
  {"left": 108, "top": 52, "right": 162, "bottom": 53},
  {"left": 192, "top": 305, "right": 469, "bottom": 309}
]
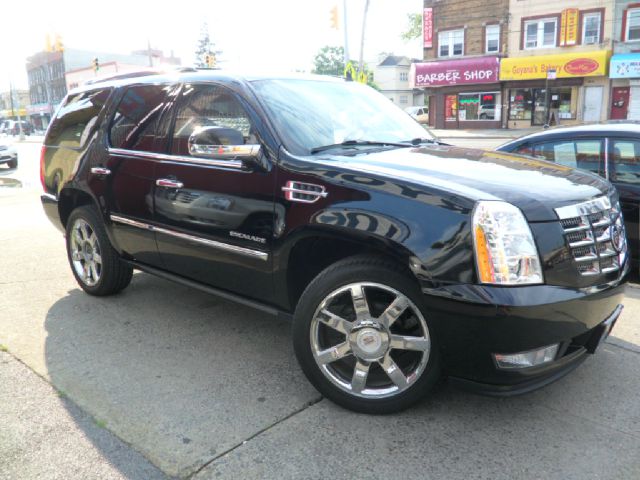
[{"left": 0, "top": 0, "right": 422, "bottom": 91}]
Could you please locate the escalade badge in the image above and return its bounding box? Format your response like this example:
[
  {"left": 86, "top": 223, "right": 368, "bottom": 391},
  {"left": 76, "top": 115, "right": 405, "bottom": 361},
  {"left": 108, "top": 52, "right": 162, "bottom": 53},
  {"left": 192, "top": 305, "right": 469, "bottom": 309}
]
[{"left": 230, "top": 231, "right": 266, "bottom": 244}]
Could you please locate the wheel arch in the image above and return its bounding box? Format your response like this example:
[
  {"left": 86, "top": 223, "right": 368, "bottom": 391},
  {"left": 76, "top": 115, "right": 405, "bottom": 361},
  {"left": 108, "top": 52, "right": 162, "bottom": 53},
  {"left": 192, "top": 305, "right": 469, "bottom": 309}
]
[{"left": 58, "top": 186, "right": 100, "bottom": 229}]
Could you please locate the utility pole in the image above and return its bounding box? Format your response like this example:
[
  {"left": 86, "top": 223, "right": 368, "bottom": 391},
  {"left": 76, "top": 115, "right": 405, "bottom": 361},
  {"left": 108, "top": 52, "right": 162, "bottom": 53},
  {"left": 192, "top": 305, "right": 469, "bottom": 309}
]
[
  {"left": 9, "top": 81, "right": 24, "bottom": 141},
  {"left": 342, "top": 0, "right": 350, "bottom": 65},
  {"left": 358, "top": 0, "right": 370, "bottom": 73}
]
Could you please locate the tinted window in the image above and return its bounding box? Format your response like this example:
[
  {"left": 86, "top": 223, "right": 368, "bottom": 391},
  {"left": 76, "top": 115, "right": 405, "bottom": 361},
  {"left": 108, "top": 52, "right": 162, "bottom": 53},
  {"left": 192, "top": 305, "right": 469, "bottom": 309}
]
[
  {"left": 170, "top": 84, "right": 254, "bottom": 157},
  {"left": 610, "top": 140, "right": 640, "bottom": 185},
  {"left": 532, "top": 140, "right": 604, "bottom": 176},
  {"left": 109, "top": 85, "right": 170, "bottom": 151},
  {"left": 514, "top": 143, "right": 532, "bottom": 156},
  {"left": 46, "top": 88, "right": 111, "bottom": 148}
]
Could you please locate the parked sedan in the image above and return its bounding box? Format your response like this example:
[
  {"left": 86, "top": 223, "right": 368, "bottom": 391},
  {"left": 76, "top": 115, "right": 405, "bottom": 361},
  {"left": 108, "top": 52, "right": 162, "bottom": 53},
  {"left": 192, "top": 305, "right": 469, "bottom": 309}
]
[
  {"left": 497, "top": 123, "right": 640, "bottom": 272},
  {"left": 404, "top": 106, "right": 429, "bottom": 124},
  {"left": 0, "top": 139, "right": 17, "bottom": 169}
]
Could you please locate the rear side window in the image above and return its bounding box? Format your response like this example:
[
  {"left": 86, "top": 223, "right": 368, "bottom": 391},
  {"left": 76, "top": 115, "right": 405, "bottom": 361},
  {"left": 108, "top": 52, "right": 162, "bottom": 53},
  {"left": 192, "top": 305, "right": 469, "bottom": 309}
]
[
  {"left": 46, "top": 88, "right": 111, "bottom": 149},
  {"left": 610, "top": 140, "right": 640, "bottom": 185},
  {"left": 109, "top": 84, "right": 171, "bottom": 151},
  {"left": 532, "top": 140, "right": 604, "bottom": 177}
]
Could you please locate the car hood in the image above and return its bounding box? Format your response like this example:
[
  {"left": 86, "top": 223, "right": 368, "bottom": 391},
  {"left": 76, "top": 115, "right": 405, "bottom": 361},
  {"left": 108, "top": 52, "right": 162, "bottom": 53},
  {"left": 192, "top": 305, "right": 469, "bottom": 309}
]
[{"left": 315, "top": 144, "right": 613, "bottom": 222}]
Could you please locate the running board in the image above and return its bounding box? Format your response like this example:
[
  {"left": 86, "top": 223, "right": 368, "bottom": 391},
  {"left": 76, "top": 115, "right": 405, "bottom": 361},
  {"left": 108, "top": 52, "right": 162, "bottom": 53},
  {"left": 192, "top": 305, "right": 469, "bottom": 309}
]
[{"left": 125, "top": 260, "right": 293, "bottom": 322}]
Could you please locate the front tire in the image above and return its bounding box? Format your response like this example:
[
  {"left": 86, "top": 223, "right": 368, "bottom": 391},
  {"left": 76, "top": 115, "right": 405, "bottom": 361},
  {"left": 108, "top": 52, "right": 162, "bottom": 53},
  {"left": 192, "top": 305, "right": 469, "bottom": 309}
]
[
  {"left": 65, "top": 206, "right": 133, "bottom": 296},
  {"left": 293, "top": 255, "right": 441, "bottom": 414}
]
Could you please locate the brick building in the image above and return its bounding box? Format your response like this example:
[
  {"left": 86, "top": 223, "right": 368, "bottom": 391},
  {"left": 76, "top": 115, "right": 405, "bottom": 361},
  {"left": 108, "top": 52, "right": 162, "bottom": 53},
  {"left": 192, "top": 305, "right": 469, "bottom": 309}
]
[{"left": 411, "top": 0, "right": 509, "bottom": 129}]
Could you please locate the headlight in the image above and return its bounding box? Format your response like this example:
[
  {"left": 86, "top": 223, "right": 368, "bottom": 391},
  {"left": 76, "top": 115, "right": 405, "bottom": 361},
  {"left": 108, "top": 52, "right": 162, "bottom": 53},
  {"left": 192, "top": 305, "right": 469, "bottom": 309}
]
[{"left": 472, "top": 200, "right": 543, "bottom": 285}]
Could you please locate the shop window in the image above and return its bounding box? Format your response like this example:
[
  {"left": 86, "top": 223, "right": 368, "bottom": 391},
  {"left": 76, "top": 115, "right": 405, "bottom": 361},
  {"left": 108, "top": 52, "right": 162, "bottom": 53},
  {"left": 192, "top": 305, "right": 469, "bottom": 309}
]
[
  {"left": 509, "top": 89, "right": 533, "bottom": 120},
  {"left": 485, "top": 25, "right": 500, "bottom": 53},
  {"left": 524, "top": 18, "right": 557, "bottom": 49},
  {"left": 438, "top": 29, "right": 464, "bottom": 58},
  {"left": 610, "top": 140, "right": 640, "bottom": 185},
  {"left": 582, "top": 12, "right": 601, "bottom": 45},
  {"left": 458, "top": 92, "right": 500, "bottom": 121},
  {"left": 626, "top": 8, "right": 640, "bottom": 41}
]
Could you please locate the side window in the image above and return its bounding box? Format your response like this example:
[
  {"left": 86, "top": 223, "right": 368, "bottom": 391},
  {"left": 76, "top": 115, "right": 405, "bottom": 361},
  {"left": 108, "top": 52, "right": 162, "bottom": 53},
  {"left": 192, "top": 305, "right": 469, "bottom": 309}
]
[
  {"left": 109, "top": 84, "right": 170, "bottom": 151},
  {"left": 514, "top": 143, "right": 532, "bottom": 156},
  {"left": 47, "top": 88, "right": 111, "bottom": 148},
  {"left": 610, "top": 140, "right": 640, "bottom": 185},
  {"left": 170, "top": 84, "right": 254, "bottom": 157},
  {"left": 532, "top": 140, "right": 604, "bottom": 176}
]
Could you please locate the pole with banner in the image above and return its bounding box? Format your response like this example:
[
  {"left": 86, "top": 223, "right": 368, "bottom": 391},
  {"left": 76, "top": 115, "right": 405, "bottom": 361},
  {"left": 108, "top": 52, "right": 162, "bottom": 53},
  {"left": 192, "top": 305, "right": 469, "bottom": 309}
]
[{"left": 544, "top": 68, "right": 556, "bottom": 128}]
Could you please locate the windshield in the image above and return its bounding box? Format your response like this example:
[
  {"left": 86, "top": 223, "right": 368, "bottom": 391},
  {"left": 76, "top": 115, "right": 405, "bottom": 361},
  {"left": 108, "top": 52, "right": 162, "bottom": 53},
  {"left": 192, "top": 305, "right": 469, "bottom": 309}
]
[{"left": 251, "top": 78, "right": 434, "bottom": 155}]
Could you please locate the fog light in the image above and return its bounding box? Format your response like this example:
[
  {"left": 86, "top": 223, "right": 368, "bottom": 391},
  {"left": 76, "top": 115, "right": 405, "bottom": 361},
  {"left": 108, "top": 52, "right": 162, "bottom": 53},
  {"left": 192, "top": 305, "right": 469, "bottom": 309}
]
[{"left": 493, "top": 344, "right": 559, "bottom": 370}]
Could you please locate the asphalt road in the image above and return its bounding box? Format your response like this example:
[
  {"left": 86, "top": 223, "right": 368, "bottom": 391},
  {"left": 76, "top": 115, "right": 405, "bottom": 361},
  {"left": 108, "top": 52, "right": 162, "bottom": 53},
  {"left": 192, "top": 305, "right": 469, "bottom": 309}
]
[{"left": 1, "top": 140, "right": 639, "bottom": 479}]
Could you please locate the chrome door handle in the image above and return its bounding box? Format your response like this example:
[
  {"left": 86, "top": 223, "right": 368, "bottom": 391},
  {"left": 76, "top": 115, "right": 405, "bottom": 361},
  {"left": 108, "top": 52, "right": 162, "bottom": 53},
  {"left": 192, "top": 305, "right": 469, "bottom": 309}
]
[
  {"left": 156, "top": 178, "right": 184, "bottom": 188},
  {"left": 90, "top": 167, "right": 111, "bottom": 176}
]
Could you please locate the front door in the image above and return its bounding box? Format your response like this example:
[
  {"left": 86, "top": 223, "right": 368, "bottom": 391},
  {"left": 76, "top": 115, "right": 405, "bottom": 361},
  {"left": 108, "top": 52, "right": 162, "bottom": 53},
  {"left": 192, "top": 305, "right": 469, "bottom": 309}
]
[
  {"left": 153, "top": 83, "right": 276, "bottom": 303},
  {"left": 532, "top": 88, "right": 548, "bottom": 126},
  {"left": 444, "top": 94, "right": 458, "bottom": 129},
  {"left": 583, "top": 86, "right": 603, "bottom": 122},
  {"left": 610, "top": 87, "right": 630, "bottom": 120}
]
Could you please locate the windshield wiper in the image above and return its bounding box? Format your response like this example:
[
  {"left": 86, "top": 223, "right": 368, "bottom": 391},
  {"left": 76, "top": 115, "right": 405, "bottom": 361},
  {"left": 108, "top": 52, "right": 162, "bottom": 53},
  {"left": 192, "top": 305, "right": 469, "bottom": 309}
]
[
  {"left": 310, "top": 140, "right": 414, "bottom": 154},
  {"left": 405, "top": 137, "right": 438, "bottom": 145}
]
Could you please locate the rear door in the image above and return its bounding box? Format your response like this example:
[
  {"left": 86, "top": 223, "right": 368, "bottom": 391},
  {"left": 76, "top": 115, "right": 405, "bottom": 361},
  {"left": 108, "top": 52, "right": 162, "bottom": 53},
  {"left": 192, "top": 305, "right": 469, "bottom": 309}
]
[
  {"left": 530, "top": 139, "right": 605, "bottom": 177},
  {"left": 103, "top": 83, "right": 177, "bottom": 266},
  {"left": 152, "top": 82, "right": 276, "bottom": 303}
]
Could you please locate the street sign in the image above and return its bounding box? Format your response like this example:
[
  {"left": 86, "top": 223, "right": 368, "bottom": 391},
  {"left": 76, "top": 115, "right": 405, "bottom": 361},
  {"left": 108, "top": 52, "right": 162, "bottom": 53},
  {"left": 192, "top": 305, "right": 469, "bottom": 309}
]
[{"left": 547, "top": 68, "right": 557, "bottom": 80}]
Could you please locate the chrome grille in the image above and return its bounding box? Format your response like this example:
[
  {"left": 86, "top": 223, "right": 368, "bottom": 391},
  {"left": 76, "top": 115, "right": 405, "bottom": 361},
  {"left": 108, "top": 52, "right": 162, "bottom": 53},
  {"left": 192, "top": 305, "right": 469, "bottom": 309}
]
[{"left": 555, "top": 197, "right": 627, "bottom": 277}]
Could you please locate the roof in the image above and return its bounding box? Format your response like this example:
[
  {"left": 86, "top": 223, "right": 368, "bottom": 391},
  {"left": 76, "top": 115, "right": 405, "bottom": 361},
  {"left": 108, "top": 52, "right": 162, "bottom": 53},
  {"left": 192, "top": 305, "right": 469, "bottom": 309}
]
[
  {"left": 70, "top": 70, "right": 342, "bottom": 94},
  {"left": 378, "top": 55, "right": 411, "bottom": 67}
]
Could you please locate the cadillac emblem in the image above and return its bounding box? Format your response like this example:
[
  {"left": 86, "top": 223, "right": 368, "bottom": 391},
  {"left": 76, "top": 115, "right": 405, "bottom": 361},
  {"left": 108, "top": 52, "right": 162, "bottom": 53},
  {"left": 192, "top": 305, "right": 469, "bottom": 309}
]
[{"left": 610, "top": 222, "right": 626, "bottom": 254}]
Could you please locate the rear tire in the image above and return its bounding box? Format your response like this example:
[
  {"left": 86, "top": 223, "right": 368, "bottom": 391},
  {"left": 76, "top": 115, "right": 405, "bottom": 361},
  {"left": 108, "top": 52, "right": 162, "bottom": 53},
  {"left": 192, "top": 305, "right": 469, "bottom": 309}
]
[
  {"left": 65, "top": 206, "right": 133, "bottom": 296},
  {"left": 293, "top": 255, "right": 441, "bottom": 414}
]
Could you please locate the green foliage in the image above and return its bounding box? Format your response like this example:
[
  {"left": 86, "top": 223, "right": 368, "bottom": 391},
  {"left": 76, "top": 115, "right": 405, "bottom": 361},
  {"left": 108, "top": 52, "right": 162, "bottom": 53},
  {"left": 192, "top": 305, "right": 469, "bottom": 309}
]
[
  {"left": 0, "top": 344, "right": 7, "bottom": 352},
  {"left": 401, "top": 13, "right": 422, "bottom": 41},
  {"left": 312, "top": 46, "right": 345, "bottom": 76}
]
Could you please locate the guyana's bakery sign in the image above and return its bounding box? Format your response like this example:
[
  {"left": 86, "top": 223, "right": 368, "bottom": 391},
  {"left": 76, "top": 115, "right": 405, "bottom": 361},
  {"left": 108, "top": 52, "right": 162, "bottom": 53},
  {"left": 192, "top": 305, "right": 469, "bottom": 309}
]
[{"left": 500, "top": 50, "right": 609, "bottom": 81}]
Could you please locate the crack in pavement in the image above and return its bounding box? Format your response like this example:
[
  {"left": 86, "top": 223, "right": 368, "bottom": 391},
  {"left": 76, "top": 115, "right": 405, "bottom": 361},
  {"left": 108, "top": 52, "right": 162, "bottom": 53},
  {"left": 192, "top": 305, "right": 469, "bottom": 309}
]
[{"left": 184, "top": 396, "right": 324, "bottom": 479}]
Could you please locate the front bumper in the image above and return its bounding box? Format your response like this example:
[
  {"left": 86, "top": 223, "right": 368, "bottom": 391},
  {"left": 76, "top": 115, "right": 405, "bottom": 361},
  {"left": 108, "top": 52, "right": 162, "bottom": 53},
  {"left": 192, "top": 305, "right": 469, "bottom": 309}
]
[{"left": 423, "top": 275, "right": 627, "bottom": 393}]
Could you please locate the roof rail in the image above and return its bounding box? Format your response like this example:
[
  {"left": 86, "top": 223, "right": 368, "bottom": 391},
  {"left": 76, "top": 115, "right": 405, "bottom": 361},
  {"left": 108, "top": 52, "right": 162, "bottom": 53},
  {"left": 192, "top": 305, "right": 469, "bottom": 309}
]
[{"left": 83, "top": 70, "right": 161, "bottom": 85}]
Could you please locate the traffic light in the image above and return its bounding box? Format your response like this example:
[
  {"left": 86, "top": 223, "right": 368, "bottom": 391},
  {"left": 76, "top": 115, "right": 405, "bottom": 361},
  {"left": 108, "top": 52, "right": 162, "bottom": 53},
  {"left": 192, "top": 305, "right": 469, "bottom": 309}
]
[
  {"left": 208, "top": 53, "right": 216, "bottom": 68},
  {"left": 330, "top": 5, "right": 339, "bottom": 30},
  {"left": 54, "top": 34, "right": 64, "bottom": 52},
  {"left": 93, "top": 58, "right": 99, "bottom": 72}
]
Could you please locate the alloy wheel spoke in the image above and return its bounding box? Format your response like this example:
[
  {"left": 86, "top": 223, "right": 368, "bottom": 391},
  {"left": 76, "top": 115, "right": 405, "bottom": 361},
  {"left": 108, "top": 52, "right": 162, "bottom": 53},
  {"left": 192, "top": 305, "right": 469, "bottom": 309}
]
[
  {"left": 88, "top": 232, "right": 98, "bottom": 248},
  {"left": 350, "top": 284, "right": 371, "bottom": 321},
  {"left": 351, "top": 360, "right": 370, "bottom": 393},
  {"left": 379, "top": 295, "right": 409, "bottom": 329},
  {"left": 71, "top": 250, "right": 82, "bottom": 261},
  {"left": 317, "top": 309, "right": 352, "bottom": 335},
  {"left": 92, "top": 252, "right": 102, "bottom": 265},
  {"left": 89, "top": 263, "right": 98, "bottom": 282},
  {"left": 379, "top": 354, "right": 408, "bottom": 388},
  {"left": 316, "top": 342, "right": 351, "bottom": 365},
  {"left": 389, "top": 334, "right": 430, "bottom": 352},
  {"left": 73, "top": 228, "right": 84, "bottom": 246},
  {"left": 80, "top": 223, "right": 91, "bottom": 242},
  {"left": 82, "top": 263, "right": 91, "bottom": 282}
]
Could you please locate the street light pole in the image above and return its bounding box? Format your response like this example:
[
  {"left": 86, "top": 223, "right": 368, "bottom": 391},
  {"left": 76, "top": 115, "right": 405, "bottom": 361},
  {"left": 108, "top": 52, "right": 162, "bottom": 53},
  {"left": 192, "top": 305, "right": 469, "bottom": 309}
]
[{"left": 358, "top": 0, "right": 370, "bottom": 73}]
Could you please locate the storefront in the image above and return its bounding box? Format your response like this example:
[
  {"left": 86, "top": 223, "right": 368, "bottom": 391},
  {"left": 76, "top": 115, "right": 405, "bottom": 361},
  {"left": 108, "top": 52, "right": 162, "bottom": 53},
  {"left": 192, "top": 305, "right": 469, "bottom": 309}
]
[
  {"left": 410, "top": 56, "right": 501, "bottom": 129},
  {"left": 609, "top": 54, "right": 640, "bottom": 120},
  {"left": 500, "top": 50, "right": 610, "bottom": 128}
]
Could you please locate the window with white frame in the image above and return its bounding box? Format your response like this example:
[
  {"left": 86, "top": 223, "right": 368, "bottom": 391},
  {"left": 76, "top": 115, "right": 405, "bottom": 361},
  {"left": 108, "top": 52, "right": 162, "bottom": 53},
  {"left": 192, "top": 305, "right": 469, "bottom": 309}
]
[
  {"left": 399, "top": 95, "right": 408, "bottom": 104},
  {"left": 582, "top": 12, "right": 601, "bottom": 44},
  {"left": 400, "top": 72, "right": 408, "bottom": 81},
  {"left": 524, "top": 18, "right": 557, "bottom": 49},
  {"left": 626, "top": 8, "right": 640, "bottom": 41},
  {"left": 438, "top": 29, "right": 464, "bottom": 57},
  {"left": 485, "top": 24, "right": 500, "bottom": 53}
]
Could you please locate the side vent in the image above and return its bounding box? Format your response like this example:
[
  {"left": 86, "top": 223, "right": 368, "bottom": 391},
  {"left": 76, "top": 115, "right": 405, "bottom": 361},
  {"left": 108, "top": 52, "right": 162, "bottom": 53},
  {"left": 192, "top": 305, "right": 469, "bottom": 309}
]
[{"left": 282, "top": 181, "right": 328, "bottom": 204}]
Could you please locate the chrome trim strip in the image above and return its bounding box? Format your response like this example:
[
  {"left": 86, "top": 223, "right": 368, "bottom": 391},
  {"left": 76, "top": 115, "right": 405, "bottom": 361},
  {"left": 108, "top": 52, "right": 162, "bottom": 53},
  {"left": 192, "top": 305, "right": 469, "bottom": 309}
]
[
  {"left": 281, "top": 186, "right": 329, "bottom": 198},
  {"left": 604, "top": 137, "right": 609, "bottom": 180},
  {"left": 41, "top": 192, "right": 57, "bottom": 202},
  {"left": 109, "top": 215, "right": 268, "bottom": 261},
  {"left": 108, "top": 147, "right": 243, "bottom": 169},
  {"left": 555, "top": 196, "right": 611, "bottom": 220}
]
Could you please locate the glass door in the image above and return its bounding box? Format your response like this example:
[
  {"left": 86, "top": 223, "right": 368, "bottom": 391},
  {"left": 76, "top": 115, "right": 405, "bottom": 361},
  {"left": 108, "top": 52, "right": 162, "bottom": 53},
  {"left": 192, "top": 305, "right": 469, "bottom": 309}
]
[{"left": 532, "top": 88, "right": 548, "bottom": 126}]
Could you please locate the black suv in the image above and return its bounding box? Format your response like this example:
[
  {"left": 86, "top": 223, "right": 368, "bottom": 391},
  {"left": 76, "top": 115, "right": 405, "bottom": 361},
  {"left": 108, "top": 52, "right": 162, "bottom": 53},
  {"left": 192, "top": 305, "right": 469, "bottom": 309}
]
[{"left": 40, "top": 72, "right": 627, "bottom": 413}]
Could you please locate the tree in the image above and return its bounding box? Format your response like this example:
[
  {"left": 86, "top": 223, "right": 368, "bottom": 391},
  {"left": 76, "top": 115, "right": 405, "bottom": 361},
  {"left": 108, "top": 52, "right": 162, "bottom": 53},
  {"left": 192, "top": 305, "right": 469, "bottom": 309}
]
[
  {"left": 312, "top": 46, "right": 345, "bottom": 77},
  {"left": 194, "top": 23, "right": 213, "bottom": 68},
  {"left": 400, "top": 13, "right": 422, "bottom": 41}
]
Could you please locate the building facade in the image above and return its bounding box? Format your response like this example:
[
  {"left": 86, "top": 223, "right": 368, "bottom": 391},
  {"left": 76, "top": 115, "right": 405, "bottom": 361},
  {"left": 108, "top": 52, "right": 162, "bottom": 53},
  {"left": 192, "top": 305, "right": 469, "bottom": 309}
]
[
  {"left": 610, "top": 0, "right": 640, "bottom": 120},
  {"left": 503, "top": 0, "right": 614, "bottom": 128},
  {"left": 373, "top": 55, "right": 424, "bottom": 108},
  {"left": 25, "top": 47, "right": 181, "bottom": 129},
  {"left": 0, "top": 89, "right": 30, "bottom": 121},
  {"left": 412, "top": 0, "right": 509, "bottom": 129}
]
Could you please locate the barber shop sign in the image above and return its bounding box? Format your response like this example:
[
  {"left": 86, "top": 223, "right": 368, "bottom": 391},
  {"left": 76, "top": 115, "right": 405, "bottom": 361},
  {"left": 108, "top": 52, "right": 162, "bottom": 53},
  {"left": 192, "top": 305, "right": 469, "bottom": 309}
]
[{"left": 411, "top": 56, "right": 500, "bottom": 87}]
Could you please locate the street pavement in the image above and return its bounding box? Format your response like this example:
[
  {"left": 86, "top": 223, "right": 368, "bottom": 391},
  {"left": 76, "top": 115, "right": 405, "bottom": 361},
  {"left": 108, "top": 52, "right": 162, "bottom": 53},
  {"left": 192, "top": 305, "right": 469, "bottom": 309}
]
[{"left": 1, "top": 140, "right": 639, "bottom": 479}]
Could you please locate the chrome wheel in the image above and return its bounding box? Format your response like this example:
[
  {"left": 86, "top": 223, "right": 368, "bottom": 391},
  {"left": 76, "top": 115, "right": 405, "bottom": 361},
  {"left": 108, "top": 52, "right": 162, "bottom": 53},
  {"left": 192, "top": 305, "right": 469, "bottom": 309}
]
[
  {"left": 69, "top": 218, "right": 102, "bottom": 287},
  {"left": 310, "top": 282, "right": 431, "bottom": 399}
]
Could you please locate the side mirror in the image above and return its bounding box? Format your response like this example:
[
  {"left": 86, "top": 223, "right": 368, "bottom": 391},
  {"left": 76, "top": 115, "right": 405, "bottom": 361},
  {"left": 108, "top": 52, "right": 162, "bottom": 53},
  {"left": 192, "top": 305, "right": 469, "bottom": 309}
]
[{"left": 188, "top": 126, "right": 262, "bottom": 166}]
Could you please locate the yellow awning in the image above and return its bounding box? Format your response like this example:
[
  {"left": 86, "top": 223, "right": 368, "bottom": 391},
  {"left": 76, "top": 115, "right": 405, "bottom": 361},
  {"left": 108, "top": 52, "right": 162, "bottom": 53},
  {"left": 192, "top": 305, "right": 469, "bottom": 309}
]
[{"left": 500, "top": 50, "right": 610, "bottom": 81}]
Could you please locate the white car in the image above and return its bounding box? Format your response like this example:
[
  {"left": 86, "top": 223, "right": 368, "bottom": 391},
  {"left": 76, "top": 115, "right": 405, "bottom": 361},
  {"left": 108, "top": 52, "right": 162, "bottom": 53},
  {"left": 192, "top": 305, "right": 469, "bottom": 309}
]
[
  {"left": 404, "top": 106, "right": 429, "bottom": 124},
  {"left": 0, "top": 140, "right": 18, "bottom": 169}
]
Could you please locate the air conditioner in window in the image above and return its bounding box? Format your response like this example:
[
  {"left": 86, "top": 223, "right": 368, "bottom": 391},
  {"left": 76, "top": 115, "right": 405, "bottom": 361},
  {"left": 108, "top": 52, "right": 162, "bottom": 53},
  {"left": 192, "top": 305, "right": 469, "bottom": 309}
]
[{"left": 584, "top": 35, "right": 598, "bottom": 44}]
